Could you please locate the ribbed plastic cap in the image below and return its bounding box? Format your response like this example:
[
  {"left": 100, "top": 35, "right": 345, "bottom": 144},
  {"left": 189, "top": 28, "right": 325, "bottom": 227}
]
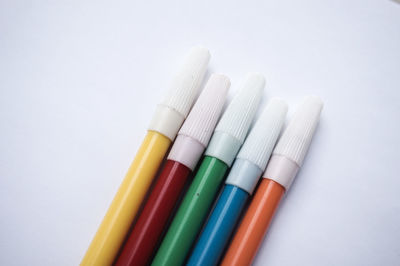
[
  {"left": 214, "top": 73, "right": 264, "bottom": 143},
  {"left": 237, "top": 98, "right": 288, "bottom": 171},
  {"left": 161, "top": 46, "right": 210, "bottom": 117},
  {"left": 273, "top": 96, "right": 323, "bottom": 166},
  {"left": 148, "top": 47, "right": 210, "bottom": 140},
  {"left": 178, "top": 74, "right": 230, "bottom": 146}
]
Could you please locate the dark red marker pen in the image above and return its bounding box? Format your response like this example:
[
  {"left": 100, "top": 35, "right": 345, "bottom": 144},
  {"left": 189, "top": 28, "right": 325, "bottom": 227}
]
[{"left": 114, "top": 74, "right": 230, "bottom": 266}]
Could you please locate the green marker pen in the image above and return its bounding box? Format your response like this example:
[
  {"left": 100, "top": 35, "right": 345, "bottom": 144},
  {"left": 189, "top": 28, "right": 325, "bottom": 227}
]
[{"left": 151, "top": 73, "right": 265, "bottom": 266}]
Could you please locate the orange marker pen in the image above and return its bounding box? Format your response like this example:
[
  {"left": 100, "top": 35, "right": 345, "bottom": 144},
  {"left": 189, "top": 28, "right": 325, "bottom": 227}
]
[{"left": 222, "top": 96, "right": 323, "bottom": 266}]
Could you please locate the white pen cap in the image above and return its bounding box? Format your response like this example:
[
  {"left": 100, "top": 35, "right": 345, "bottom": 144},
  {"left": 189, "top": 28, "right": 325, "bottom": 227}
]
[
  {"left": 205, "top": 73, "right": 264, "bottom": 166},
  {"left": 237, "top": 98, "right": 288, "bottom": 171},
  {"left": 168, "top": 74, "right": 230, "bottom": 170},
  {"left": 265, "top": 96, "right": 323, "bottom": 189},
  {"left": 273, "top": 96, "right": 323, "bottom": 166},
  {"left": 148, "top": 46, "right": 210, "bottom": 141}
]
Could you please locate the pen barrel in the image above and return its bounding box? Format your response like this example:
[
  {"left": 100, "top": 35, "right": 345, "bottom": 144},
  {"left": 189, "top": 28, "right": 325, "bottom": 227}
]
[
  {"left": 187, "top": 185, "right": 249, "bottom": 266},
  {"left": 115, "top": 160, "right": 191, "bottom": 266},
  {"left": 81, "top": 131, "right": 171, "bottom": 266},
  {"left": 152, "top": 156, "right": 228, "bottom": 266},
  {"left": 221, "top": 178, "right": 285, "bottom": 266}
]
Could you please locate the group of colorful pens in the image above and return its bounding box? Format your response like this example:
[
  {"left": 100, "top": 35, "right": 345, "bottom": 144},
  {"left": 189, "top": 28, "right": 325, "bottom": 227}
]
[{"left": 81, "top": 46, "right": 324, "bottom": 266}]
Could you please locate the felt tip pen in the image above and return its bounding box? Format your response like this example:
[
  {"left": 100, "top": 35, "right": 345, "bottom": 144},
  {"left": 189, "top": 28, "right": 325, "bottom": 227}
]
[
  {"left": 114, "top": 74, "right": 230, "bottom": 266},
  {"left": 221, "top": 96, "right": 323, "bottom": 266},
  {"left": 187, "top": 98, "right": 288, "bottom": 266},
  {"left": 151, "top": 74, "right": 265, "bottom": 266},
  {"left": 81, "top": 47, "right": 210, "bottom": 266}
]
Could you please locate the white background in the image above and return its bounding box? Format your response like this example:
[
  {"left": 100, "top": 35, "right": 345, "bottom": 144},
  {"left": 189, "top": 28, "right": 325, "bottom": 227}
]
[{"left": 1, "top": 0, "right": 399, "bottom": 265}]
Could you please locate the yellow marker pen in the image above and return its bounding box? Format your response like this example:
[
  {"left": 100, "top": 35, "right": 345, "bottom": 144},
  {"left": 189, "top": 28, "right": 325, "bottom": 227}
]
[{"left": 81, "top": 47, "right": 210, "bottom": 266}]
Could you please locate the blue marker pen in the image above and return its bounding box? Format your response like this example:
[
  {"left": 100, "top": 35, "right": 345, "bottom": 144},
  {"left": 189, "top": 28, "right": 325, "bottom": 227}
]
[{"left": 187, "top": 98, "right": 288, "bottom": 266}]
